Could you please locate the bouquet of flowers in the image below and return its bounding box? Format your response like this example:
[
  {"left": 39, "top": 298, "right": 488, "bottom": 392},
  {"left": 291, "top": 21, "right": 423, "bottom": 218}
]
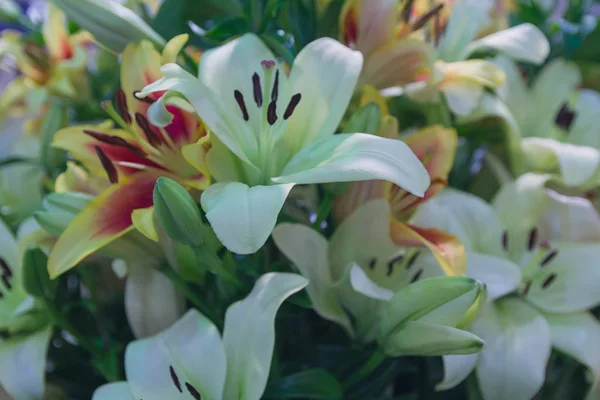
[{"left": 1, "top": 0, "right": 600, "bottom": 398}]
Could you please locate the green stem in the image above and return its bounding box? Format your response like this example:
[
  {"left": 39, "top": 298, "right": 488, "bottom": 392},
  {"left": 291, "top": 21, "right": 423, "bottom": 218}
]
[
  {"left": 312, "top": 192, "right": 335, "bottom": 229},
  {"left": 160, "top": 264, "right": 222, "bottom": 327},
  {"left": 182, "top": 51, "right": 199, "bottom": 76},
  {"left": 426, "top": 96, "right": 452, "bottom": 128},
  {"left": 44, "top": 300, "right": 120, "bottom": 382},
  {"left": 342, "top": 348, "right": 387, "bottom": 390}
]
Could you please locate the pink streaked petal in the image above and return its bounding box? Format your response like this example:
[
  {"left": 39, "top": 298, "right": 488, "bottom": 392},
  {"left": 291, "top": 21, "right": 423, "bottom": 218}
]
[
  {"left": 48, "top": 175, "right": 157, "bottom": 278},
  {"left": 389, "top": 221, "right": 466, "bottom": 276}
]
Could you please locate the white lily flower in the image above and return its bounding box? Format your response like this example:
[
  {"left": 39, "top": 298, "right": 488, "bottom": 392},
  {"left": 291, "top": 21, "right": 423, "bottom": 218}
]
[
  {"left": 138, "top": 33, "right": 430, "bottom": 255},
  {"left": 273, "top": 200, "right": 485, "bottom": 356},
  {"left": 413, "top": 173, "right": 600, "bottom": 399},
  {"left": 479, "top": 56, "right": 600, "bottom": 186},
  {"left": 92, "top": 272, "right": 308, "bottom": 400},
  {"left": 0, "top": 218, "right": 52, "bottom": 400},
  {"left": 403, "top": 0, "right": 549, "bottom": 116}
]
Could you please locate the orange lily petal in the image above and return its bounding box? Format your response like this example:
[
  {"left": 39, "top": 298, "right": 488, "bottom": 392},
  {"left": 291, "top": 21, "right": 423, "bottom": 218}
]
[
  {"left": 48, "top": 175, "right": 157, "bottom": 278},
  {"left": 389, "top": 125, "right": 457, "bottom": 216},
  {"left": 389, "top": 220, "right": 466, "bottom": 276}
]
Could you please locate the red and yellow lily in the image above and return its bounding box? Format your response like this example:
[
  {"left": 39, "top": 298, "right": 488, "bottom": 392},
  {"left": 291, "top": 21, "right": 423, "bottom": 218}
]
[
  {"left": 0, "top": 3, "right": 90, "bottom": 127},
  {"left": 333, "top": 91, "right": 464, "bottom": 276},
  {"left": 47, "top": 35, "right": 210, "bottom": 278}
]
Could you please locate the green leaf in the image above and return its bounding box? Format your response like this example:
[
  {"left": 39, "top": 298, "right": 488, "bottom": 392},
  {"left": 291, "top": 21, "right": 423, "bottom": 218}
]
[
  {"left": 573, "top": 23, "right": 600, "bottom": 63},
  {"left": 22, "top": 249, "right": 57, "bottom": 299},
  {"left": 264, "top": 369, "right": 343, "bottom": 399},
  {"left": 39, "top": 103, "right": 67, "bottom": 175},
  {"left": 341, "top": 103, "right": 382, "bottom": 135},
  {"left": 202, "top": 16, "right": 250, "bottom": 41},
  {"left": 260, "top": 33, "right": 295, "bottom": 66}
]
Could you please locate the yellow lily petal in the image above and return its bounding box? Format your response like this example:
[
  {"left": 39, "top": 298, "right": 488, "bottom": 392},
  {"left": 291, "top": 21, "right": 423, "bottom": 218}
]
[
  {"left": 161, "top": 34, "right": 189, "bottom": 64},
  {"left": 48, "top": 175, "right": 157, "bottom": 278},
  {"left": 131, "top": 206, "right": 159, "bottom": 242},
  {"left": 42, "top": 3, "right": 74, "bottom": 61},
  {"left": 360, "top": 84, "right": 389, "bottom": 116}
]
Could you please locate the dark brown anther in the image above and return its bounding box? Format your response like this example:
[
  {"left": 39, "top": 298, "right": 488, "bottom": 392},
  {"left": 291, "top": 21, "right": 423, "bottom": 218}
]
[
  {"left": 368, "top": 258, "right": 377, "bottom": 270},
  {"left": 169, "top": 366, "right": 182, "bottom": 393},
  {"left": 410, "top": 269, "right": 423, "bottom": 283},
  {"left": 133, "top": 90, "right": 156, "bottom": 104},
  {"left": 0, "top": 258, "right": 12, "bottom": 278},
  {"left": 555, "top": 103, "right": 576, "bottom": 131},
  {"left": 83, "top": 130, "right": 146, "bottom": 157},
  {"left": 1, "top": 275, "right": 11, "bottom": 291},
  {"left": 411, "top": 3, "right": 444, "bottom": 31},
  {"left": 271, "top": 69, "right": 279, "bottom": 102},
  {"left": 135, "top": 113, "right": 162, "bottom": 148},
  {"left": 405, "top": 252, "right": 420, "bottom": 270},
  {"left": 522, "top": 281, "right": 531, "bottom": 296},
  {"left": 540, "top": 250, "right": 559, "bottom": 267},
  {"left": 252, "top": 73, "right": 263, "bottom": 107},
  {"left": 527, "top": 227, "right": 538, "bottom": 251},
  {"left": 234, "top": 90, "right": 249, "bottom": 121},
  {"left": 95, "top": 146, "right": 119, "bottom": 184},
  {"left": 283, "top": 94, "right": 302, "bottom": 120},
  {"left": 502, "top": 231, "right": 509, "bottom": 251},
  {"left": 267, "top": 100, "right": 277, "bottom": 125},
  {"left": 387, "top": 254, "right": 404, "bottom": 276},
  {"left": 401, "top": 0, "right": 416, "bottom": 23},
  {"left": 115, "top": 88, "right": 132, "bottom": 125},
  {"left": 185, "top": 382, "right": 202, "bottom": 400},
  {"left": 542, "top": 273, "right": 557, "bottom": 289}
]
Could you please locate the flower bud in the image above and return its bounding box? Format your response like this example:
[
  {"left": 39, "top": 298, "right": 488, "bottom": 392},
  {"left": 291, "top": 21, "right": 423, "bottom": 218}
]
[
  {"left": 377, "top": 276, "right": 486, "bottom": 356},
  {"left": 34, "top": 192, "right": 92, "bottom": 236},
  {"left": 153, "top": 177, "right": 205, "bottom": 247},
  {"left": 51, "top": 0, "right": 165, "bottom": 53},
  {"left": 22, "top": 248, "right": 57, "bottom": 298}
]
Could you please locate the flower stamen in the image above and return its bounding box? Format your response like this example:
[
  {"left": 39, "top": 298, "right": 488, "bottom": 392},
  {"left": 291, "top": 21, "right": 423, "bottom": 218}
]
[
  {"left": 115, "top": 88, "right": 132, "bottom": 125},
  {"left": 252, "top": 73, "right": 263, "bottom": 107},
  {"left": 284, "top": 94, "right": 302, "bottom": 120},
  {"left": 234, "top": 90, "right": 250, "bottom": 121},
  {"left": 542, "top": 273, "right": 557, "bottom": 289},
  {"left": 527, "top": 227, "right": 538, "bottom": 251},
  {"left": 267, "top": 100, "right": 278, "bottom": 125},
  {"left": 169, "top": 366, "right": 182, "bottom": 393},
  {"left": 83, "top": 130, "right": 147, "bottom": 157},
  {"left": 135, "top": 113, "right": 163, "bottom": 148},
  {"left": 95, "top": 146, "right": 119, "bottom": 184},
  {"left": 540, "top": 249, "right": 558, "bottom": 267},
  {"left": 271, "top": 69, "right": 280, "bottom": 102}
]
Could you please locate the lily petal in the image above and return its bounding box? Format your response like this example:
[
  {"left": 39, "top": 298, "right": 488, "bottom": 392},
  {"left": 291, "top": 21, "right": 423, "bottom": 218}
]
[
  {"left": 465, "top": 252, "right": 521, "bottom": 301},
  {"left": 222, "top": 272, "right": 308, "bottom": 400},
  {"left": 339, "top": 0, "right": 396, "bottom": 57},
  {"left": 472, "top": 298, "right": 551, "bottom": 400},
  {"left": 200, "top": 182, "right": 294, "bottom": 254},
  {"left": 272, "top": 224, "right": 353, "bottom": 334},
  {"left": 521, "top": 137, "right": 600, "bottom": 187},
  {"left": 126, "top": 309, "right": 227, "bottom": 400},
  {"left": 42, "top": 3, "right": 73, "bottom": 60},
  {"left": 437, "top": 0, "right": 493, "bottom": 63},
  {"left": 526, "top": 242, "right": 600, "bottom": 313},
  {"left": 522, "top": 59, "right": 581, "bottom": 139},
  {"left": 465, "top": 23, "right": 550, "bottom": 64},
  {"left": 545, "top": 312, "right": 600, "bottom": 375},
  {"left": 139, "top": 63, "right": 257, "bottom": 167},
  {"left": 274, "top": 133, "right": 430, "bottom": 198},
  {"left": 198, "top": 33, "right": 273, "bottom": 134},
  {"left": 283, "top": 37, "right": 363, "bottom": 151},
  {"left": 48, "top": 175, "right": 157, "bottom": 278},
  {"left": 569, "top": 90, "right": 600, "bottom": 148},
  {"left": 53, "top": 122, "right": 163, "bottom": 178},
  {"left": 0, "top": 326, "right": 52, "bottom": 400},
  {"left": 436, "top": 354, "right": 479, "bottom": 391},
  {"left": 361, "top": 39, "right": 433, "bottom": 89},
  {"left": 125, "top": 263, "right": 185, "bottom": 339},
  {"left": 538, "top": 189, "right": 600, "bottom": 242},
  {"left": 389, "top": 222, "right": 465, "bottom": 276},
  {"left": 92, "top": 383, "right": 135, "bottom": 400},
  {"left": 412, "top": 188, "right": 505, "bottom": 257}
]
